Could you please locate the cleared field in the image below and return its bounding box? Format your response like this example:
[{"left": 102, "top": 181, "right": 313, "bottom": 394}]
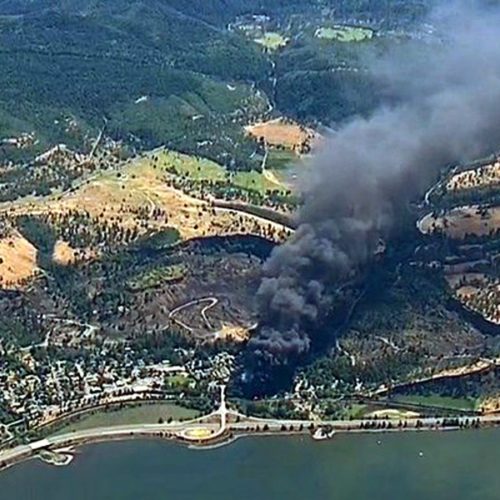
[
  {"left": 54, "top": 403, "right": 199, "bottom": 435},
  {"left": 0, "top": 150, "right": 292, "bottom": 289},
  {"left": 52, "top": 239, "right": 94, "bottom": 266},
  {"left": 367, "top": 409, "right": 420, "bottom": 419},
  {"left": 232, "top": 170, "right": 282, "bottom": 192},
  {"left": 419, "top": 206, "right": 500, "bottom": 238},
  {"left": 52, "top": 240, "right": 77, "bottom": 265},
  {"left": 163, "top": 151, "right": 227, "bottom": 182},
  {"left": 315, "top": 26, "right": 373, "bottom": 42},
  {"left": 0, "top": 230, "right": 39, "bottom": 287},
  {"left": 245, "top": 118, "right": 319, "bottom": 153},
  {"left": 254, "top": 32, "right": 289, "bottom": 51},
  {"left": 447, "top": 161, "right": 500, "bottom": 192},
  {"left": 163, "top": 149, "right": 284, "bottom": 193},
  {"left": 165, "top": 374, "right": 193, "bottom": 389}
]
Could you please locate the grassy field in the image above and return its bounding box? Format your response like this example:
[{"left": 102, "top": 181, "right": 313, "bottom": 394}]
[
  {"left": 390, "top": 395, "right": 478, "bottom": 411},
  {"left": 367, "top": 409, "right": 420, "bottom": 419},
  {"left": 316, "top": 26, "right": 373, "bottom": 42},
  {"left": 254, "top": 32, "right": 289, "bottom": 51},
  {"left": 343, "top": 403, "right": 369, "bottom": 419},
  {"left": 165, "top": 374, "right": 193, "bottom": 389},
  {"left": 128, "top": 264, "right": 186, "bottom": 291},
  {"left": 419, "top": 205, "right": 500, "bottom": 239},
  {"left": 245, "top": 118, "right": 319, "bottom": 152},
  {"left": 0, "top": 230, "right": 39, "bottom": 287},
  {"left": 159, "top": 148, "right": 285, "bottom": 194},
  {"left": 232, "top": 170, "right": 282, "bottom": 192},
  {"left": 0, "top": 148, "right": 294, "bottom": 289},
  {"left": 266, "top": 149, "right": 297, "bottom": 170},
  {"left": 54, "top": 403, "right": 199, "bottom": 435},
  {"left": 162, "top": 150, "right": 227, "bottom": 182}
]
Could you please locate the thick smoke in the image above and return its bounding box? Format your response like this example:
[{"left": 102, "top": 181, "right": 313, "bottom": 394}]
[{"left": 250, "top": 2, "right": 500, "bottom": 362}]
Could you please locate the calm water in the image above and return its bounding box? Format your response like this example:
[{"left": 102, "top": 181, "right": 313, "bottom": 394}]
[{"left": 1, "top": 430, "right": 500, "bottom": 500}]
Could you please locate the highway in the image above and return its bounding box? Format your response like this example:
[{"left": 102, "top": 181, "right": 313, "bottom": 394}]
[
  {"left": 2, "top": 409, "right": 500, "bottom": 469},
  {"left": 1, "top": 388, "right": 499, "bottom": 467}
]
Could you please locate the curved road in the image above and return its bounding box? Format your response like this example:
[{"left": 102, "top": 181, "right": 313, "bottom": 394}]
[
  {"left": 169, "top": 297, "right": 219, "bottom": 332},
  {"left": 2, "top": 412, "right": 500, "bottom": 468}
]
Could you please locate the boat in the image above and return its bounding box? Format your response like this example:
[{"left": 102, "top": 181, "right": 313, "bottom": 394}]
[{"left": 312, "top": 427, "right": 335, "bottom": 441}]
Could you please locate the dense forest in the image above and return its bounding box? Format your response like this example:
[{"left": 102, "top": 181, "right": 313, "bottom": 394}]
[{"left": 0, "top": 0, "right": 432, "bottom": 167}]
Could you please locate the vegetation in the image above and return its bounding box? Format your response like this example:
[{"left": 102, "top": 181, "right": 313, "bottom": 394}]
[
  {"left": 273, "top": 38, "right": 382, "bottom": 124},
  {"left": 0, "top": 0, "right": 431, "bottom": 166},
  {"left": 2, "top": 0, "right": 497, "bottom": 425},
  {"left": 53, "top": 402, "right": 199, "bottom": 435},
  {"left": 255, "top": 32, "right": 289, "bottom": 51},
  {"left": 316, "top": 26, "right": 374, "bottom": 42},
  {"left": 157, "top": 149, "right": 296, "bottom": 210},
  {"left": 0, "top": 1, "right": 271, "bottom": 168},
  {"left": 266, "top": 149, "right": 298, "bottom": 170},
  {"left": 419, "top": 154, "right": 500, "bottom": 327},
  {"left": 388, "top": 394, "right": 477, "bottom": 412},
  {"left": 128, "top": 264, "right": 187, "bottom": 291}
]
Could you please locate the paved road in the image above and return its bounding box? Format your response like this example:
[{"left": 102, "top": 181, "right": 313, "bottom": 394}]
[
  {"left": 2, "top": 412, "right": 500, "bottom": 468},
  {"left": 0, "top": 421, "right": 206, "bottom": 465}
]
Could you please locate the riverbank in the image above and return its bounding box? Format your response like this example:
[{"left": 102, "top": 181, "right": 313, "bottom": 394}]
[
  {"left": 2, "top": 430, "right": 500, "bottom": 500},
  {"left": 1, "top": 413, "right": 499, "bottom": 472}
]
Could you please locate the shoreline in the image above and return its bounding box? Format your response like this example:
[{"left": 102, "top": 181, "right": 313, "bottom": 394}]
[{"left": 1, "top": 418, "right": 498, "bottom": 472}]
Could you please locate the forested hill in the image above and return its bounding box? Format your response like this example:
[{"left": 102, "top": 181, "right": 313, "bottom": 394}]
[
  {"left": 0, "top": 0, "right": 275, "bottom": 165},
  {"left": 0, "top": 0, "right": 431, "bottom": 165},
  {"left": 0, "top": 0, "right": 430, "bottom": 23}
]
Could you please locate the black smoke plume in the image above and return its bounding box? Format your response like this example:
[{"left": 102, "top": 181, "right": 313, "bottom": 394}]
[{"left": 250, "top": 2, "right": 500, "bottom": 365}]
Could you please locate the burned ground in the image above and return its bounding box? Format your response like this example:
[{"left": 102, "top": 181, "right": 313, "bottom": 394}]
[{"left": 4, "top": 235, "right": 269, "bottom": 349}]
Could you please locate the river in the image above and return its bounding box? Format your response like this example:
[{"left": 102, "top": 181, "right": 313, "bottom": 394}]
[{"left": 1, "top": 430, "right": 499, "bottom": 499}]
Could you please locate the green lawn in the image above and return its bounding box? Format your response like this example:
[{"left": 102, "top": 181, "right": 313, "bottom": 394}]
[
  {"left": 53, "top": 403, "right": 199, "bottom": 435},
  {"left": 145, "top": 148, "right": 295, "bottom": 203},
  {"left": 158, "top": 150, "right": 227, "bottom": 181},
  {"left": 157, "top": 148, "right": 287, "bottom": 195},
  {"left": 266, "top": 149, "right": 297, "bottom": 170},
  {"left": 232, "top": 170, "right": 282, "bottom": 192},
  {"left": 391, "top": 395, "right": 478, "bottom": 411},
  {"left": 165, "top": 374, "right": 193, "bottom": 389},
  {"left": 254, "top": 32, "right": 289, "bottom": 51},
  {"left": 343, "top": 403, "right": 369, "bottom": 419},
  {"left": 316, "top": 26, "right": 373, "bottom": 42}
]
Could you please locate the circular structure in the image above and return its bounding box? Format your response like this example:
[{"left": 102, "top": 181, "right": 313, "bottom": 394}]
[{"left": 180, "top": 427, "right": 216, "bottom": 441}]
